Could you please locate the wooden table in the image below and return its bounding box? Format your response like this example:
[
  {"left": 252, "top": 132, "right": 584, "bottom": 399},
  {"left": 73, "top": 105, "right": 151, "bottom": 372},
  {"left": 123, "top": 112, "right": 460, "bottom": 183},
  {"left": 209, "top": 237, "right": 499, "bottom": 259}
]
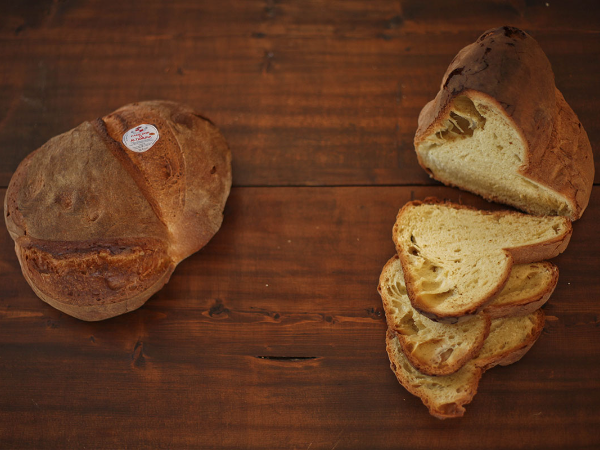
[{"left": 1, "top": 1, "right": 599, "bottom": 448}]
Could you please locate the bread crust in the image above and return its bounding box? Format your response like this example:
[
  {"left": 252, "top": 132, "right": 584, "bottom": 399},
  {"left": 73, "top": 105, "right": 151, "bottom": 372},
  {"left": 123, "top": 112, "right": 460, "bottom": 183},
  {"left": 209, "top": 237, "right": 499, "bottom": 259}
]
[
  {"left": 100, "top": 101, "right": 232, "bottom": 261},
  {"left": 414, "top": 26, "right": 594, "bottom": 220},
  {"left": 393, "top": 198, "right": 571, "bottom": 321},
  {"left": 16, "top": 240, "right": 176, "bottom": 321},
  {"left": 4, "top": 101, "right": 231, "bottom": 320}
]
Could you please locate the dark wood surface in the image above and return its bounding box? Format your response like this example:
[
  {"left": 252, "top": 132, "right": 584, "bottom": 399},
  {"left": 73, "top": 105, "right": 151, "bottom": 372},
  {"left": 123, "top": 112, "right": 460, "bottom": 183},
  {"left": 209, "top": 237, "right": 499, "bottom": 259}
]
[{"left": 0, "top": 1, "right": 599, "bottom": 449}]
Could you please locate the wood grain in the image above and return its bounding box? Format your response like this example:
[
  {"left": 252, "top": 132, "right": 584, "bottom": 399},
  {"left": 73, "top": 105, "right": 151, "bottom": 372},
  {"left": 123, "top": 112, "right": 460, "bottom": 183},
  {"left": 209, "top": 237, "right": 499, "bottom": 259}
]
[
  {"left": 0, "top": 0, "right": 599, "bottom": 187},
  {"left": 1, "top": 1, "right": 599, "bottom": 448},
  {"left": 0, "top": 186, "right": 599, "bottom": 449}
]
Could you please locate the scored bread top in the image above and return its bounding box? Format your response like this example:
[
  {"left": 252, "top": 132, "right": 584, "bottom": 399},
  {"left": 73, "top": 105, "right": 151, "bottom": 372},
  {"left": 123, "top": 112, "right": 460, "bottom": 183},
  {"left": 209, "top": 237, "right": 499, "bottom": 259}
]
[
  {"left": 379, "top": 255, "right": 556, "bottom": 375},
  {"left": 99, "top": 101, "right": 232, "bottom": 262},
  {"left": 4, "top": 101, "right": 232, "bottom": 320},
  {"left": 386, "top": 309, "right": 545, "bottom": 419},
  {"left": 393, "top": 199, "right": 571, "bottom": 320},
  {"left": 5, "top": 121, "right": 169, "bottom": 243},
  {"left": 414, "top": 26, "right": 593, "bottom": 220}
]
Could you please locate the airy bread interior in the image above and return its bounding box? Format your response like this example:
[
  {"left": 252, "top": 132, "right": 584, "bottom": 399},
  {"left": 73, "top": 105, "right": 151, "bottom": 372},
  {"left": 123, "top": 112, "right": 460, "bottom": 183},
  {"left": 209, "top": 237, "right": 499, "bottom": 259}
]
[
  {"left": 482, "top": 261, "right": 557, "bottom": 318},
  {"left": 386, "top": 329, "right": 482, "bottom": 419},
  {"left": 379, "top": 255, "right": 488, "bottom": 376},
  {"left": 393, "top": 201, "right": 570, "bottom": 319},
  {"left": 386, "top": 309, "right": 544, "bottom": 419},
  {"left": 379, "top": 256, "right": 555, "bottom": 375},
  {"left": 416, "top": 94, "right": 572, "bottom": 217},
  {"left": 475, "top": 311, "right": 545, "bottom": 369}
]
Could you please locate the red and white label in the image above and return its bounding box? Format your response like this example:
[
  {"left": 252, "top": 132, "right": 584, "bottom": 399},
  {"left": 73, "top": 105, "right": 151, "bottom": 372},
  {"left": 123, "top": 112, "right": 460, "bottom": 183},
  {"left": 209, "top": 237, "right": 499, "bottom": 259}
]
[{"left": 122, "top": 124, "right": 160, "bottom": 153}]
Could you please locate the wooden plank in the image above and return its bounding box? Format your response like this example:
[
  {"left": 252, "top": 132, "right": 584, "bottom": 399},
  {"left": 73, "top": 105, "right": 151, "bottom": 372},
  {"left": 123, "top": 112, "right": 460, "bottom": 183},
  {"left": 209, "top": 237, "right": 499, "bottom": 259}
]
[
  {"left": 0, "top": 1, "right": 599, "bottom": 187},
  {"left": 0, "top": 186, "right": 598, "bottom": 449}
]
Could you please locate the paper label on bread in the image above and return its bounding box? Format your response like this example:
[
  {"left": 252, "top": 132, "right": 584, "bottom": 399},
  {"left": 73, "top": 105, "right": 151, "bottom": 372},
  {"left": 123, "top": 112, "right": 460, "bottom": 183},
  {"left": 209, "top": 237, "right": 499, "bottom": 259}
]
[{"left": 122, "top": 124, "right": 160, "bottom": 153}]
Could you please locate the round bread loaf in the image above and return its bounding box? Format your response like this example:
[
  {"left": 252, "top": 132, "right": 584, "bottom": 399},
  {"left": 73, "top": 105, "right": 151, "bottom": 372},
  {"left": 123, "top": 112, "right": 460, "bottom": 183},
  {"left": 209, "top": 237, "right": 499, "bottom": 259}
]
[{"left": 4, "top": 101, "right": 232, "bottom": 321}]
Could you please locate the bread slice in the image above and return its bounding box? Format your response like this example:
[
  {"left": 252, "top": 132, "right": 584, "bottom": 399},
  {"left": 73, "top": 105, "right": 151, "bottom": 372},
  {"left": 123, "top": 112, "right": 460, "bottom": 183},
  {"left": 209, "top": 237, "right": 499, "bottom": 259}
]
[
  {"left": 393, "top": 199, "right": 570, "bottom": 321},
  {"left": 386, "top": 309, "right": 545, "bottom": 419},
  {"left": 379, "top": 255, "right": 490, "bottom": 376},
  {"left": 379, "top": 255, "right": 556, "bottom": 375},
  {"left": 482, "top": 261, "right": 558, "bottom": 319},
  {"left": 414, "top": 26, "right": 594, "bottom": 221},
  {"left": 474, "top": 311, "right": 545, "bottom": 370}
]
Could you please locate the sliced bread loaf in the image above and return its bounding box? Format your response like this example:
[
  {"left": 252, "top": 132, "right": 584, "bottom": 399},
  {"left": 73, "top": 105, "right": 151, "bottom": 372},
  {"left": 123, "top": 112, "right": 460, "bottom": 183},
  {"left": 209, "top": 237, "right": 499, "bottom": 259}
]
[
  {"left": 393, "top": 199, "right": 570, "bottom": 321},
  {"left": 414, "top": 26, "right": 594, "bottom": 220},
  {"left": 386, "top": 309, "right": 545, "bottom": 419},
  {"left": 379, "top": 255, "right": 556, "bottom": 375}
]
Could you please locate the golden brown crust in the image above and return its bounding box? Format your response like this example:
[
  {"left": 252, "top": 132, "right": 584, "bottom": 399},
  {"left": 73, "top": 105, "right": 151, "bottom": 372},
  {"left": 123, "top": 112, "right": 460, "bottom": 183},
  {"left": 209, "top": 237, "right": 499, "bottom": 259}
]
[
  {"left": 92, "top": 117, "right": 186, "bottom": 230},
  {"left": 19, "top": 250, "right": 175, "bottom": 322},
  {"left": 16, "top": 236, "right": 174, "bottom": 307},
  {"left": 414, "top": 26, "right": 594, "bottom": 220},
  {"left": 5, "top": 121, "right": 169, "bottom": 243},
  {"left": 520, "top": 89, "right": 594, "bottom": 219},
  {"left": 392, "top": 199, "right": 571, "bottom": 321},
  {"left": 4, "top": 150, "right": 35, "bottom": 240},
  {"left": 506, "top": 221, "right": 572, "bottom": 264},
  {"left": 100, "top": 101, "right": 232, "bottom": 261},
  {"left": 4, "top": 101, "right": 231, "bottom": 320}
]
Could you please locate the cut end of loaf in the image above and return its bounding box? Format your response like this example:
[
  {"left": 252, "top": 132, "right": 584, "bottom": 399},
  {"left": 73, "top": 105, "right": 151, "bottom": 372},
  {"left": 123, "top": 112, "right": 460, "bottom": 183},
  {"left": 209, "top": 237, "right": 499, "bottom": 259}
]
[
  {"left": 414, "top": 26, "right": 594, "bottom": 220},
  {"left": 416, "top": 92, "right": 576, "bottom": 218}
]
